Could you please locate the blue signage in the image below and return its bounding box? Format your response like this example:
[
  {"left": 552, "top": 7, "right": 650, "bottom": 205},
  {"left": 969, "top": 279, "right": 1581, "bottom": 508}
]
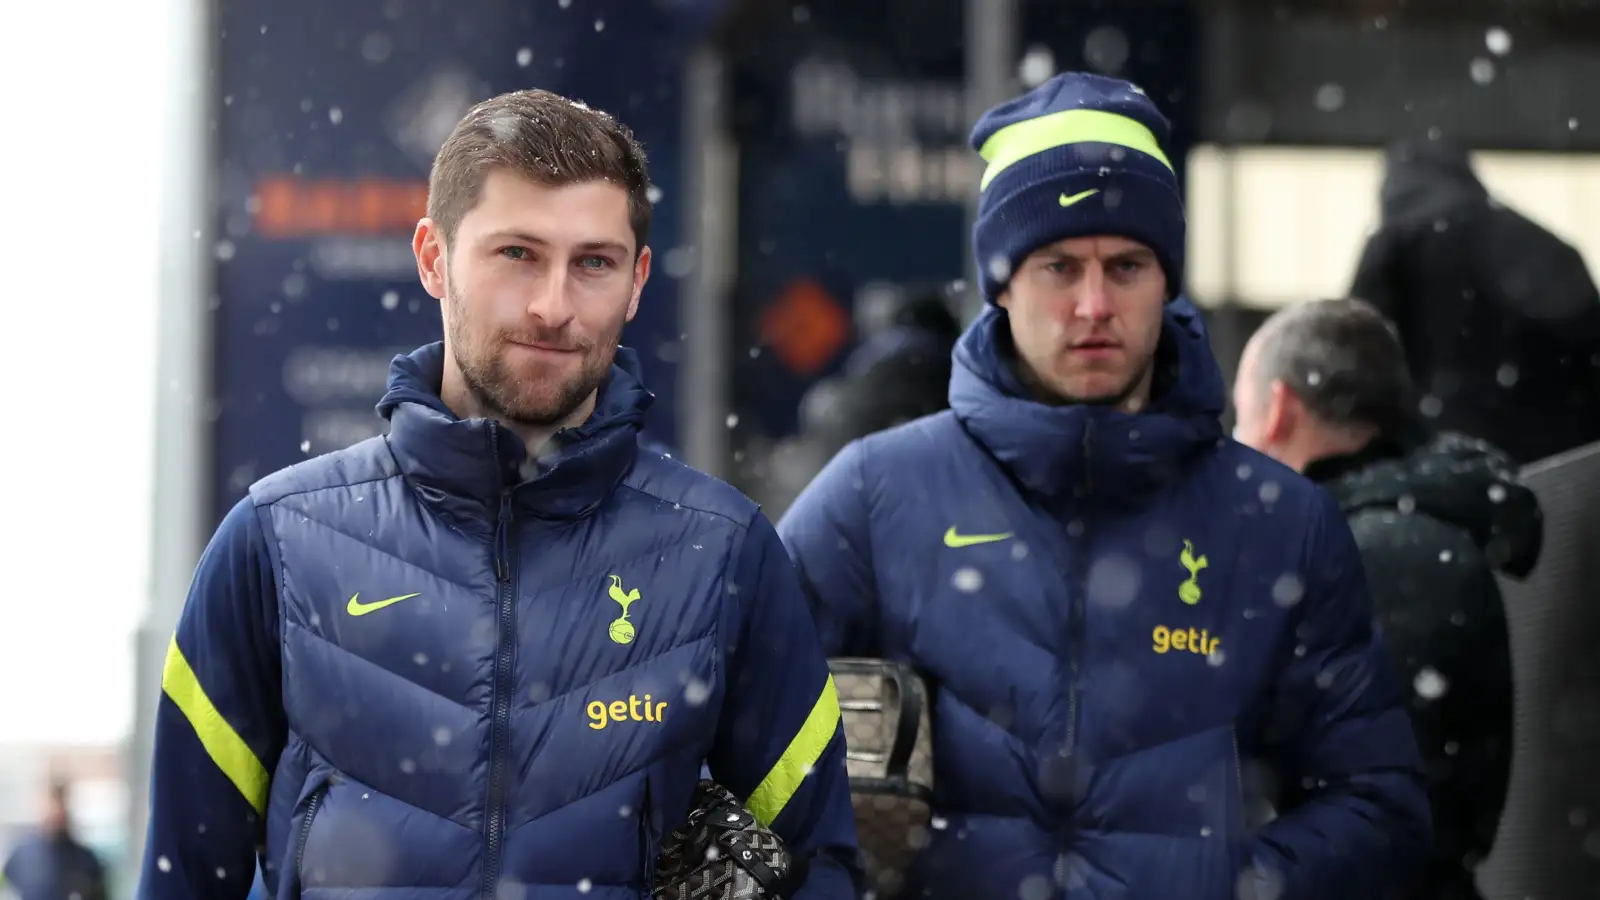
[{"left": 724, "top": 0, "right": 972, "bottom": 442}]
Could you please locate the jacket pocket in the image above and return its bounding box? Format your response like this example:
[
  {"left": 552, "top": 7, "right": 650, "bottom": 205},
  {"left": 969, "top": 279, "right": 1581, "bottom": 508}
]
[{"left": 292, "top": 777, "right": 331, "bottom": 897}]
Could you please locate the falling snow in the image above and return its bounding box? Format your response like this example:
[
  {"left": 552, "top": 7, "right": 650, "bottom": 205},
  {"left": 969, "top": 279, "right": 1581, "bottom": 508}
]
[
  {"left": 952, "top": 567, "right": 984, "bottom": 593},
  {"left": 1485, "top": 27, "right": 1513, "bottom": 56},
  {"left": 1414, "top": 667, "right": 1449, "bottom": 700},
  {"left": 1271, "top": 573, "right": 1305, "bottom": 608}
]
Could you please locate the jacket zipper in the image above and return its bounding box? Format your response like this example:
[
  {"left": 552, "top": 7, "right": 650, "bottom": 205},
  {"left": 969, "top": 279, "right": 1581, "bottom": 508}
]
[
  {"left": 1062, "top": 423, "right": 1094, "bottom": 773},
  {"left": 1230, "top": 729, "right": 1244, "bottom": 802},
  {"left": 293, "top": 782, "right": 329, "bottom": 895},
  {"left": 482, "top": 431, "right": 518, "bottom": 899},
  {"left": 638, "top": 773, "right": 655, "bottom": 893},
  {"left": 1230, "top": 727, "right": 1246, "bottom": 834}
]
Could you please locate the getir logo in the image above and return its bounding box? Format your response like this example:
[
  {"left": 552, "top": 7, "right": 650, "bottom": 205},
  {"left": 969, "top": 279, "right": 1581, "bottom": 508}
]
[
  {"left": 1152, "top": 625, "right": 1221, "bottom": 658},
  {"left": 587, "top": 695, "right": 667, "bottom": 730}
]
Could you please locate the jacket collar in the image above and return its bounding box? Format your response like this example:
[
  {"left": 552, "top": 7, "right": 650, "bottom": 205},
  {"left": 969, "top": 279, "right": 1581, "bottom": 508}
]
[
  {"left": 949, "top": 297, "right": 1226, "bottom": 502},
  {"left": 376, "top": 342, "right": 652, "bottom": 522}
]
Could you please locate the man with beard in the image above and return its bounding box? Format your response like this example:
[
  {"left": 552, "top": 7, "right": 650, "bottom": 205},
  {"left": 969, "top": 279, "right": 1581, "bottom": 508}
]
[
  {"left": 778, "top": 72, "right": 1429, "bottom": 899},
  {"left": 138, "top": 90, "right": 857, "bottom": 900},
  {"left": 1233, "top": 298, "right": 1543, "bottom": 900}
]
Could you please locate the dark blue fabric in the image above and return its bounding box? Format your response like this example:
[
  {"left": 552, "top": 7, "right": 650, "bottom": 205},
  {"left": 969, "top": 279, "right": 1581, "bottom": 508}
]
[
  {"left": 778, "top": 303, "right": 1431, "bottom": 899},
  {"left": 140, "top": 343, "right": 858, "bottom": 900},
  {"left": 970, "top": 72, "right": 1185, "bottom": 302}
]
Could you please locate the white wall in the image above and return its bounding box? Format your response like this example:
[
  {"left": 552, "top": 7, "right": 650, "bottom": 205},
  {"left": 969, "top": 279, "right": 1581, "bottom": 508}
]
[
  {"left": 1186, "top": 144, "right": 1600, "bottom": 310},
  {"left": 0, "top": 1, "right": 168, "bottom": 745}
]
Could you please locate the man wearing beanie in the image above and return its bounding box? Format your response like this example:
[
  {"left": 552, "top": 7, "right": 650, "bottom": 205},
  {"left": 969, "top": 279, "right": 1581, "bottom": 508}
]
[{"left": 779, "top": 73, "right": 1430, "bottom": 900}]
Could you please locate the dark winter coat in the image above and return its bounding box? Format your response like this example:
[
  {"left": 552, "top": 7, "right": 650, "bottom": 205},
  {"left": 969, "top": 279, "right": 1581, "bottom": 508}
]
[
  {"left": 1308, "top": 429, "right": 1543, "bottom": 900},
  {"left": 138, "top": 343, "right": 859, "bottom": 900},
  {"left": 1350, "top": 138, "right": 1600, "bottom": 465},
  {"left": 779, "top": 299, "right": 1432, "bottom": 900}
]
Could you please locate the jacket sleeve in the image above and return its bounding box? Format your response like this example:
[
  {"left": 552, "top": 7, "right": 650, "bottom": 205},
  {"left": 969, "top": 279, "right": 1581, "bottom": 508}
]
[
  {"left": 775, "top": 439, "right": 881, "bottom": 658},
  {"left": 706, "top": 512, "right": 861, "bottom": 900},
  {"left": 138, "top": 497, "right": 286, "bottom": 900},
  {"left": 1245, "top": 490, "right": 1432, "bottom": 900}
]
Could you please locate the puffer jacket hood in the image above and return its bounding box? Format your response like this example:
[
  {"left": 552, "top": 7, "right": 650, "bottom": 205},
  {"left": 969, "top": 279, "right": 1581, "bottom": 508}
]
[{"left": 949, "top": 296, "right": 1226, "bottom": 500}]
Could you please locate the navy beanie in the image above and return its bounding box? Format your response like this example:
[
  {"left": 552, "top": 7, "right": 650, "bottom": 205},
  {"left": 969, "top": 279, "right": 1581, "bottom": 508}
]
[{"left": 970, "top": 72, "right": 1185, "bottom": 304}]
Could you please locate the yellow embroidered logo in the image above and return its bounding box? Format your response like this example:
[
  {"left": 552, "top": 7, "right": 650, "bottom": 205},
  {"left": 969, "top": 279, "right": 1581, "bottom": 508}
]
[
  {"left": 606, "top": 575, "right": 641, "bottom": 644},
  {"left": 943, "top": 526, "right": 1012, "bottom": 548},
  {"left": 1152, "top": 625, "right": 1221, "bottom": 658},
  {"left": 346, "top": 592, "right": 420, "bottom": 617},
  {"left": 587, "top": 695, "right": 667, "bottom": 729},
  {"left": 1178, "top": 539, "right": 1208, "bottom": 605},
  {"left": 1058, "top": 188, "right": 1100, "bottom": 208}
]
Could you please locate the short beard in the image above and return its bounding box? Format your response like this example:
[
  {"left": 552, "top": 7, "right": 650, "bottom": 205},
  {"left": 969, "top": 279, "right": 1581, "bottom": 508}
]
[{"left": 446, "top": 289, "right": 623, "bottom": 429}]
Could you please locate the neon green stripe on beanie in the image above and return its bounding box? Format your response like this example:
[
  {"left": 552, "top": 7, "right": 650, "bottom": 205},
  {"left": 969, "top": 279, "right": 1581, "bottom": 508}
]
[{"left": 978, "top": 107, "right": 1174, "bottom": 192}]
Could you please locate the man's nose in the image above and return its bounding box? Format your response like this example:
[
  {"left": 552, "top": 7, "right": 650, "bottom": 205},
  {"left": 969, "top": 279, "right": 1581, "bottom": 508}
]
[
  {"left": 525, "top": 264, "right": 577, "bottom": 327},
  {"left": 1070, "top": 265, "right": 1115, "bottom": 320}
]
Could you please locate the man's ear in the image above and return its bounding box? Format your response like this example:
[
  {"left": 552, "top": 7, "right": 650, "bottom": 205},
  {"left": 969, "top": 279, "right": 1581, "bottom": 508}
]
[
  {"left": 414, "top": 218, "right": 447, "bottom": 300},
  {"left": 1265, "top": 380, "right": 1301, "bottom": 443},
  {"left": 995, "top": 289, "right": 1011, "bottom": 311},
  {"left": 626, "top": 245, "right": 651, "bottom": 323}
]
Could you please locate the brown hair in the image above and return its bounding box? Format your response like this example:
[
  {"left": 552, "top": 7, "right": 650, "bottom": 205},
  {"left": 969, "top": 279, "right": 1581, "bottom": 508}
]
[{"left": 426, "top": 89, "right": 653, "bottom": 253}]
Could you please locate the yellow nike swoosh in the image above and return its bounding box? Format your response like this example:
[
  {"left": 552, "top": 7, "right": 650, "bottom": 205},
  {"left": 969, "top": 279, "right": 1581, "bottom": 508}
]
[
  {"left": 1058, "top": 188, "right": 1100, "bottom": 208},
  {"left": 347, "top": 592, "right": 421, "bottom": 617},
  {"left": 943, "top": 527, "right": 1013, "bottom": 548}
]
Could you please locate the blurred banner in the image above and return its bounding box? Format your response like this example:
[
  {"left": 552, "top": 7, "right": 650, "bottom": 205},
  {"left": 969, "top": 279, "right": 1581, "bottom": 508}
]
[
  {"left": 210, "top": 0, "right": 726, "bottom": 527},
  {"left": 725, "top": 0, "right": 971, "bottom": 443}
]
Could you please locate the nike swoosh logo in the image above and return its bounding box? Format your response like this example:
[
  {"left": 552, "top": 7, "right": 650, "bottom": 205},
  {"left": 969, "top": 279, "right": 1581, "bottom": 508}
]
[
  {"left": 1058, "top": 188, "right": 1100, "bottom": 208},
  {"left": 943, "top": 527, "right": 1013, "bottom": 548},
  {"left": 347, "top": 592, "right": 421, "bottom": 616}
]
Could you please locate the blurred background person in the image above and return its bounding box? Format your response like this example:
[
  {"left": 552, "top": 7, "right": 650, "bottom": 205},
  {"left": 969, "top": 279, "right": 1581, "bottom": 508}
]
[
  {"left": 1233, "top": 297, "right": 1544, "bottom": 900},
  {"left": 2, "top": 780, "right": 108, "bottom": 900},
  {"left": 803, "top": 285, "right": 962, "bottom": 460},
  {"left": 757, "top": 285, "right": 961, "bottom": 512},
  {"left": 1350, "top": 138, "right": 1600, "bottom": 465}
]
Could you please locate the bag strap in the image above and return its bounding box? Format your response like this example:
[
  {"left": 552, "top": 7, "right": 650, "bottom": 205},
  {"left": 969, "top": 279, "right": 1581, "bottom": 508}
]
[
  {"left": 831, "top": 658, "right": 927, "bottom": 787},
  {"left": 881, "top": 661, "right": 925, "bottom": 783}
]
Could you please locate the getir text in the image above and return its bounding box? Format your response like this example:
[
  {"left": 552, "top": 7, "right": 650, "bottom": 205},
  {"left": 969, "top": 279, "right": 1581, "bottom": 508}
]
[
  {"left": 587, "top": 695, "right": 668, "bottom": 730},
  {"left": 1152, "top": 625, "right": 1221, "bottom": 657}
]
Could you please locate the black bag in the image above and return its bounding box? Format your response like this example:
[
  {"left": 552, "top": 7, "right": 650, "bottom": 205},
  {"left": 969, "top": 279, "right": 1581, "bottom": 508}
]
[
  {"left": 831, "top": 659, "right": 935, "bottom": 900},
  {"left": 653, "top": 780, "right": 809, "bottom": 900}
]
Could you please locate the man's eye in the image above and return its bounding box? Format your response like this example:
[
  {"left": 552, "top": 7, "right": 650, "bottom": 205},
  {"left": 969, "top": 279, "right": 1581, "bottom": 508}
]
[
  {"left": 579, "top": 256, "right": 613, "bottom": 271},
  {"left": 500, "top": 247, "right": 530, "bottom": 261}
]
